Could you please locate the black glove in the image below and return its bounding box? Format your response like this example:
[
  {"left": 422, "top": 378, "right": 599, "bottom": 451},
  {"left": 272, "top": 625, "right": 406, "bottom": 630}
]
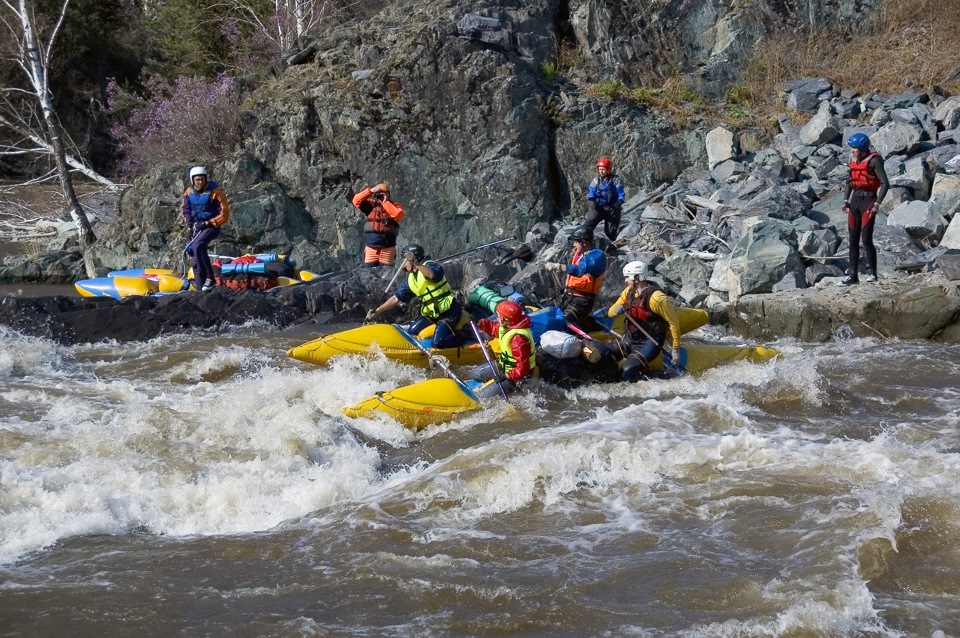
[{"left": 193, "top": 221, "right": 209, "bottom": 234}]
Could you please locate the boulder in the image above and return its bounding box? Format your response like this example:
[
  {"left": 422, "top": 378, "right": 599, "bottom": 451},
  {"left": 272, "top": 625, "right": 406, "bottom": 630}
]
[
  {"left": 798, "top": 103, "right": 842, "bottom": 146},
  {"left": 887, "top": 201, "right": 946, "bottom": 240},
  {"left": 933, "top": 96, "right": 960, "bottom": 131},
  {"left": 706, "top": 127, "right": 738, "bottom": 169},
  {"left": 727, "top": 218, "right": 802, "bottom": 300},
  {"left": 872, "top": 120, "right": 923, "bottom": 157},
  {"left": 729, "top": 273, "right": 960, "bottom": 342}
]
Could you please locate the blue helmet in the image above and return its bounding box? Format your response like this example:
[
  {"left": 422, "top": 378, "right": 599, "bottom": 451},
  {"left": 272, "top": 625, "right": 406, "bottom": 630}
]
[{"left": 847, "top": 133, "right": 870, "bottom": 152}]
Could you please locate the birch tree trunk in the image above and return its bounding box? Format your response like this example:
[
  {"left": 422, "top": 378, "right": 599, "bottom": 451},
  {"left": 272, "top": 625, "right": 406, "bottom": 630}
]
[{"left": 7, "top": 0, "right": 98, "bottom": 276}]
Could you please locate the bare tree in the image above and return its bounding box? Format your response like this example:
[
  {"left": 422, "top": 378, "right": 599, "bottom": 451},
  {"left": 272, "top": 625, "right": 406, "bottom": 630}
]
[
  {"left": 0, "top": 0, "right": 113, "bottom": 277},
  {"left": 215, "top": 0, "right": 334, "bottom": 56}
]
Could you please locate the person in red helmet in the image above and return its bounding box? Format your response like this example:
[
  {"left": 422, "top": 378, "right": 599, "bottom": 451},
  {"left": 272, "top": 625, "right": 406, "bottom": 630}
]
[
  {"left": 472, "top": 300, "right": 538, "bottom": 398},
  {"left": 585, "top": 157, "right": 625, "bottom": 244}
]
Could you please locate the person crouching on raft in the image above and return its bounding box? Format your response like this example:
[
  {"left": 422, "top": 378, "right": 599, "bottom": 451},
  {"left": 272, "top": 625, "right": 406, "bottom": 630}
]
[
  {"left": 365, "top": 244, "right": 468, "bottom": 349},
  {"left": 607, "top": 260, "right": 682, "bottom": 380},
  {"left": 471, "top": 300, "right": 538, "bottom": 398}
]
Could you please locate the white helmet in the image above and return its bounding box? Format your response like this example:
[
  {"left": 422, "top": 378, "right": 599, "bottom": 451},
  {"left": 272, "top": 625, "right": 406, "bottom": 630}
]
[
  {"left": 189, "top": 166, "right": 207, "bottom": 179},
  {"left": 623, "top": 261, "right": 648, "bottom": 279}
]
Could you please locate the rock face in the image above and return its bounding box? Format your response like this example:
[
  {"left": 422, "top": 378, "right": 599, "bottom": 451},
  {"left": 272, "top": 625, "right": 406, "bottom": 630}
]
[
  {"left": 2, "top": 0, "right": 882, "bottom": 282},
  {"left": 9, "top": 0, "right": 960, "bottom": 347}
]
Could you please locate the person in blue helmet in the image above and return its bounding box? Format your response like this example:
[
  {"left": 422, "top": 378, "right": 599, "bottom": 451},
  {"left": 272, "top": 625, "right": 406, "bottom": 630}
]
[{"left": 841, "top": 133, "right": 888, "bottom": 285}]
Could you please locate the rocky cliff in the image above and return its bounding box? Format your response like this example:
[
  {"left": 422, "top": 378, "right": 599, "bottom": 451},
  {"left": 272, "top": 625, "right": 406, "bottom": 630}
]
[{"left": 0, "top": 0, "right": 883, "bottom": 279}]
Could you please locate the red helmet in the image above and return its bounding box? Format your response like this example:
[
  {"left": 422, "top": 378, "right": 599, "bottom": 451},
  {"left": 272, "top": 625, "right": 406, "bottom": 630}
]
[
  {"left": 596, "top": 157, "right": 612, "bottom": 170},
  {"left": 495, "top": 300, "right": 525, "bottom": 327}
]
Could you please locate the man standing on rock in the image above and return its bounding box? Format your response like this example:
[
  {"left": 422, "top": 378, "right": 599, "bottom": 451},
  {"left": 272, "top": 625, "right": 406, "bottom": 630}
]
[
  {"left": 182, "top": 166, "right": 230, "bottom": 292},
  {"left": 546, "top": 225, "right": 607, "bottom": 331},
  {"left": 841, "top": 133, "right": 888, "bottom": 285},
  {"left": 353, "top": 182, "right": 405, "bottom": 267},
  {"left": 585, "top": 157, "right": 625, "bottom": 246}
]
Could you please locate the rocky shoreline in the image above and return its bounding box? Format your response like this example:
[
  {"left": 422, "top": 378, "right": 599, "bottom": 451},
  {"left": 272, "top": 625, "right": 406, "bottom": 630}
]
[{"left": 1, "top": 251, "right": 958, "bottom": 346}]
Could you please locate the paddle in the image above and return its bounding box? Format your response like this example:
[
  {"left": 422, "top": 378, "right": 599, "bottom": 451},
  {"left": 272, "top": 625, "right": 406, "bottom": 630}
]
[
  {"left": 468, "top": 320, "right": 511, "bottom": 403},
  {"left": 620, "top": 312, "right": 687, "bottom": 376},
  {"left": 437, "top": 238, "right": 513, "bottom": 262},
  {"left": 393, "top": 324, "right": 476, "bottom": 398},
  {"left": 383, "top": 261, "right": 406, "bottom": 294}
]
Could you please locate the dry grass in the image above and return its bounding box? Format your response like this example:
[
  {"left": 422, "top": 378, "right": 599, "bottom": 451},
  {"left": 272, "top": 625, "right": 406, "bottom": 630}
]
[{"left": 743, "top": 0, "right": 960, "bottom": 111}]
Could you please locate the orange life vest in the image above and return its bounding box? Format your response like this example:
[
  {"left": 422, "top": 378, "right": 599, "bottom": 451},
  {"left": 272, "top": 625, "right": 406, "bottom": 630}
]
[
  {"left": 849, "top": 153, "right": 882, "bottom": 192},
  {"left": 565, "top": 250, "right": 604, "bottom": 296},
  {"left": 364, "top": 203, "right": 400, "bottom": 237}
]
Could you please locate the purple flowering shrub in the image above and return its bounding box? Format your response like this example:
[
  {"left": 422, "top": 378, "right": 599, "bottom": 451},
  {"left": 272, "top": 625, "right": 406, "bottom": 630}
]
[{"left": 107, "top": 74, "right": 241, "bottom": 177}]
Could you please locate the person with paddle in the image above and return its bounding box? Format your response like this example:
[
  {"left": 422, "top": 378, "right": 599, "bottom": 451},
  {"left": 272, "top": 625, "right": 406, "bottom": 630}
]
[
  {"left": 365, "top": 243, "right": 468, "bottom": 349},
  {"left": 608, "top": 260, "right": 682, "bottom": 380},
  {"left": 352, "top": 182, "right": 405, "bottom": 267},
  {"left": 182, "top": 166, "right": 230, "bottom": 292},
  {"left": 469, "top": 300, "right": 538, "bottom": 398},
  {"left": 545, "top": 225, "right": 607, "bottom": 332}
]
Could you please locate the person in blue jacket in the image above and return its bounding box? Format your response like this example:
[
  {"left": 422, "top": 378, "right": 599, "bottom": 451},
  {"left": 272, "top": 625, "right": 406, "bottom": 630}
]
[
  {"left": 182, "top": 166, "right": 230, "bottom": 292},
  {"left": 585, "top": 157, "right": 625, "bottom": 243},
  {"left": 545, "top": 225, "right": 607, "bottom": 332}
]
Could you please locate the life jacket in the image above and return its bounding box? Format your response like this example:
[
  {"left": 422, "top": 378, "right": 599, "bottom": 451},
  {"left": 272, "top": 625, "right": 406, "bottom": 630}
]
[
  {"left": 407, "top": 261, "right": 454, "bottom": 319},
  {"left": 589, "top": 175, "right": 621, "bottom": 207},
  {"left": 849, "top": 153, "right": 882, "bottom": 192},
  {"left": 497, "top": 326, "right": 538, "bottom": 379},
  {"left": 363, "top": 202, "right": 400, "bottom": 237},
  {"left": 625, "top": 283, "right": 667, "bottom": 340},
  {"left": 185, "top": 181, "right": 221, "bottom": 223},
  {"left": 565, "top": 250, "right": 605, "bottom": 296}
]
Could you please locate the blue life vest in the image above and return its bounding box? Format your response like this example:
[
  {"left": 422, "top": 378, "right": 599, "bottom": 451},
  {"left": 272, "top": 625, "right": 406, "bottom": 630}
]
[{"left": 186, "top": 181, "right": 221, "bottom": 223}]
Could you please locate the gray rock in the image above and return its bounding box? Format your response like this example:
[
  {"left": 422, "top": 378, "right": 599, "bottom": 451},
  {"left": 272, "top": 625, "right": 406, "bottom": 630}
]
[
  {"left": 772, "top": 270, "right": 807, "bottom": 292},
  {"left": 727, "top": 218, "right": 802, "bottom": 300},
  {"left": 729, "top": 273, "right": 960, "bottom": 343},
  {"left": 933, "top": 96, "right": 960, "bottom": 131},
  {"left": 887, "top": 200, "right": 945, "bottom": 240},
  {"left": 657, "top": 250, "right": 711, "bottom": 288},
  {"left": 799, "top": 103, "right": 842, "bottom": 146},
  {"left": 805, "top": 263, "right": 844, "bottom": 285},
  {"left": 737, "top": 185, "right": 812, "bottom": 222},
  {"left": 706, "top": 127, "right": 738, "bottom": 169},
  {"left": 872, "top": 120, "right": 923, "bottom": 157}
]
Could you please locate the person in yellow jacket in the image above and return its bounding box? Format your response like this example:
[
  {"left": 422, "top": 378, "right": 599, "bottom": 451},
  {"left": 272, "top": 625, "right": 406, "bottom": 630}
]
[
  {"left": 607, "top": 261, "right": 682, "bottom": 380},
  {"left": 365, "top": 243, "right": 467, "bottom": 348}
]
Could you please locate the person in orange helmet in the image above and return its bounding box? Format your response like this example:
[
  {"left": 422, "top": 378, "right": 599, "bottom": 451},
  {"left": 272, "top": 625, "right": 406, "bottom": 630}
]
[
  {"left": 471, "top": 300, "right": 538, "bottom": 398},
  {"left": 352, "top": 182, "right": 405, "bottom": 267}
]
